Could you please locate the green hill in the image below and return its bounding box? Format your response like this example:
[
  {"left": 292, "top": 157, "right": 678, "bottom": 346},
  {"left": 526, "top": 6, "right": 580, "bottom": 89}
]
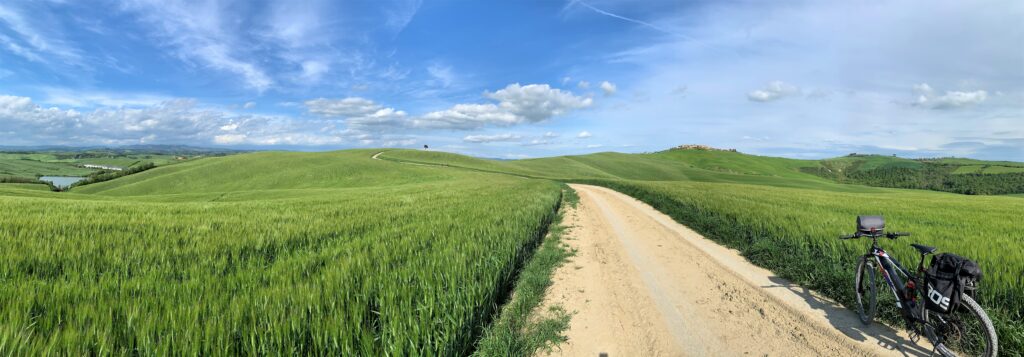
[
  {"left": 379, "top": 149, "right": 881, "bottom": 193},
  {"left": 75, "top": 150, "right": 460, "bottom": 196},
  {"left": 0, "top": 150, "right": 565, "bottom": 354}
]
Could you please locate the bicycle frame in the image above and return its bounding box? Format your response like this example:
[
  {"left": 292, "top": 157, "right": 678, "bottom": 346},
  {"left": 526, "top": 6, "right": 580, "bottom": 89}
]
[{"left": 865, "top": 238, "right": 925, "bottom": 319}]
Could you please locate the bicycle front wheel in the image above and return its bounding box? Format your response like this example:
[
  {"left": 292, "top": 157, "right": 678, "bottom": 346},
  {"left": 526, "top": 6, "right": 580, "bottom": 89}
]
[
  {"left": 854, "top": 255, "right": 877, "bottom": 324},
  {"left": 929, "top": 294, "right": 998, "bottom": 357}
]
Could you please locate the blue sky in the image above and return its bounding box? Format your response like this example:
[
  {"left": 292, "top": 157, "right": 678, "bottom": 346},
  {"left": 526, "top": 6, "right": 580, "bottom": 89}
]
[{"left": 0, "top": 0, "right": 1022, "bottom": 160}]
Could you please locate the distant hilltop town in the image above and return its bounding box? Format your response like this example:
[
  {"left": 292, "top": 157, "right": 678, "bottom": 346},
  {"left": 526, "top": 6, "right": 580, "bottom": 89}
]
[{"left": 670, "top": 144, "right": 738, "bottom": 152}]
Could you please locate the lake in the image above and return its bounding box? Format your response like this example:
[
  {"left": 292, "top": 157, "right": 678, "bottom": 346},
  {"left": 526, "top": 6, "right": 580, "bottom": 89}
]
[{"left": 40, "top": 176, "right": 85, "bottom": 188}]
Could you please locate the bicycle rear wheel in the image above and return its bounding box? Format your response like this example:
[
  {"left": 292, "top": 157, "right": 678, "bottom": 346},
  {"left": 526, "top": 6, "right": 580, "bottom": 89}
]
[
  {"left": 854, "top": 255, "right": 877, "bottom": 324},
  {"left": 928, "top": 295, "right": 998, "bottom": 357}
]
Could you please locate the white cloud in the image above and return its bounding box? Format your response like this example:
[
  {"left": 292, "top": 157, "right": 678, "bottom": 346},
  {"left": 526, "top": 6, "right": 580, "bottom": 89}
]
[
  {"left": 0, "top": 4, "right": 82, "bottom": 65},
  {"left": 306, "top": 97, "right": 385, "bottom": 117},
  {"left": 415, "top": 83, "right": 592, "bottom": 129},
  {"left": 522, "top": 139, "right": 551, "bottom": 146},
  {"left": 383, "top": 0, "right": 423, "bottom": 33},
  {"left": 577, "top": 130, "right": 592, "bottom": 138},
  {"left": 242, "top": 101, "right": 256, "bottom": 109},
  {"left": 912, "top": 83, "right": 987, "bottom": 109},
  {"left": 39, "top": 88, "right": 173, "bottom": 108},
  {"left": 561, "top": 76, "right": 572, "bottom": 85},
  {"left": 0, "top": 94, "right": 360, "bottom": 147},
  {"left": 600, "top": 81, "right": 617, "bottom": 96},
  {"left": 747, "top": 81, "right": 800, "bottom": 102},
  {"left": 121, "top": 0, "right": 273, "bottom": 91},
  {"left": 300, "top": 60, "right": 330, "bottom": 82},
  {"left": 427, "top": 63, "right": 454, "bottom": 88},
  {"left": 304, "top": 97, "right": 409, "bottom": 132},
  {"left": 543, "top": 131, "right": 559, "bottom": 138},
  {"left": 213, "top": 133, "right": 246, "bottom": 144},
  {"left": 346, "top": 108, "right": 409, "bottom": 129},
  {"left": 463, "top": 133, "right": 522, "bottom": 143},
  {"left": 577, "top": 80, "right": 590, "bottom": 89}
]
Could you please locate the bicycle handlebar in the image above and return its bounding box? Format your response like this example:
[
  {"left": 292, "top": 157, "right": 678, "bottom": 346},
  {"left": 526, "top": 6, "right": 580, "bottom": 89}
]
[{"left": 839, "top": 231, "right": 911, "bottom": 240}]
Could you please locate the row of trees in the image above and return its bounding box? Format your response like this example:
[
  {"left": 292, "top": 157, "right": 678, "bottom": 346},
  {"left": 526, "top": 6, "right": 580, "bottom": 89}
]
[{"left": 812, "top": 164, "right": 1024, "bottom": 195}]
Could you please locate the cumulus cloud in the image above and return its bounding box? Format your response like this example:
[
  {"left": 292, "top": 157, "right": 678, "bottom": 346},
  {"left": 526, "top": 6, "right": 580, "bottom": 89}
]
[
  {"left": 577, "top": 130, "right": 592, "bottom": 138},
  {"left": 912, "top": 83, "right": 987, "bottom": 109},
  {"left": 577, "top": 80, "right": 590, "bottom": 89},
  {"left": 0, "top": 94, "right": 355, "bottom": 146},
  {"left": 463, "top": 133, "right": 522, "bottom": 143},
  {"left": 305, "top": 97, "right": 384, "bottom": 117},
  {"left": 523, "top": 138, "right": 553, "bottom": 146},
  {"left": 242, "top": 101, "right": 256, "bottom": 109},
  {"left": 600, "top": 81, "right": 617, "bottom": 95},
  {"left": 543, "top": 131, "right": 559, "bottom": 138},
  {"left": 304, "top": 97, "right": 409, "bottom": 131},
  {"left": 415, "top": 83, "right": 592, "bottom": 129},
  {"left": 747, "top": 81, "right": 800, "bottom": 102}
]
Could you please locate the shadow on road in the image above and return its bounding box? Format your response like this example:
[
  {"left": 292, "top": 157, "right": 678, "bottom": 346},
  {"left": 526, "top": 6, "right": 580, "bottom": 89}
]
[{"left": 762, "top": 276, "right": 933, "bottom": 357}]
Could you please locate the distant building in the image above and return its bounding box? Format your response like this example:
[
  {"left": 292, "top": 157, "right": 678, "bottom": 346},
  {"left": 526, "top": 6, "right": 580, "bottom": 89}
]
[{"left": 82, "top": 164, "right": 123, "bottom": 171}]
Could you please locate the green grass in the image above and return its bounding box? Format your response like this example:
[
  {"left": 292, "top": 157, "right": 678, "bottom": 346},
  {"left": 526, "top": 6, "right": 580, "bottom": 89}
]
[
  {"left": 380, "top": 149, "right": 1024, "bottom": 353},
  {"left": 951, "top": 165, "right": 1024, "bottom": 175},
  {"left": 0, "top": 150, "right": 564, "bottom": 355},
  {"left": 0, "top": 151, "right": 195, "bottom": 179},
  {"left": 981, "top": 166, "right": 1024, "bottom": 174},
  {"left": 5, "top": 146, "right": 1023, "bottom": 354},
  {"left": 0, "top": 183, "right": 51, "bottom": 191},
  {"left": 926, "top": 158, "right": 1024, "bottom": 167},
  {"left": 0, "top": 155, "right": 96, "bottom": 178},
  {"left": 380, "top": 150, "right": 880, "bottom": 193},
  {"left": 473, "top": 186, "right": 576, "bottom": 356}
]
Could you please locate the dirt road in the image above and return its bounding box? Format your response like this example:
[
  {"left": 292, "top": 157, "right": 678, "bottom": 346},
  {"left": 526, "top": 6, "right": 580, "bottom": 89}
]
[{"left": 540, "top": 184, "right": 933, "bottom": 356}]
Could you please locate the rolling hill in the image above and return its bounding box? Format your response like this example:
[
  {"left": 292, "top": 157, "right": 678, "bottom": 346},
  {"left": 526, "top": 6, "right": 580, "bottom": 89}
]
[
  {"left": 0, "top": 150, "right": 564, "bottom": 355},
  {"left": 2, "top": 147, "right": 1022, "bottom": 354}
]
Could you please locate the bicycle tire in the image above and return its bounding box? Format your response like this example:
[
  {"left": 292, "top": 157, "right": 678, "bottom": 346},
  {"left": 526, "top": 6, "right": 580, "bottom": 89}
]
[
  {"left": 929, "top": 295, "right": 998, "bottom": 357},
  {"left": 854, "top": 255, "right": 877, "bottom": 324}
]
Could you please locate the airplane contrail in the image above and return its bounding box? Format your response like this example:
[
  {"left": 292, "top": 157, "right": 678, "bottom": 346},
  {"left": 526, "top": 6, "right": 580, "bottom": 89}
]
[{"left": 565, "top": 0, "right": 685, "bottom": 38}]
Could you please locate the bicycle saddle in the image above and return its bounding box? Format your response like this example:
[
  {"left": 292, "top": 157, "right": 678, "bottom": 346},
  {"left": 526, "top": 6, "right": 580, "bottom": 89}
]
[{"left": 911, "top": 243, "right": 937, "bottom": 255}]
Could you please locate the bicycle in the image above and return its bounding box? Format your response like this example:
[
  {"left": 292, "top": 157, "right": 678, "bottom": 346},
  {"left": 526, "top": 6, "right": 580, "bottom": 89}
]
[{"left": 840, "top": 216, "right": 997, "bottom": 357}]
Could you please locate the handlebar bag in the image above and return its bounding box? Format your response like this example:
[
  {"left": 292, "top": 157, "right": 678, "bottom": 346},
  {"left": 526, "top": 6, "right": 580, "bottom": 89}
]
[{"left": 925, "top": 253, "right": 983, "bottom": 313}]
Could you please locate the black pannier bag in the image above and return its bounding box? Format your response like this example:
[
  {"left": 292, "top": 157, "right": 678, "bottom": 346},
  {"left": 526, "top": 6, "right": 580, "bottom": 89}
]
[{"left": 925, "top": 253, "right": 983, "bottom": 313}]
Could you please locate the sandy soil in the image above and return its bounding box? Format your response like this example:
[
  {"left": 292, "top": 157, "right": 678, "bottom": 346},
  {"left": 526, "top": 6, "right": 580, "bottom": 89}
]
[{"left": 538, "top": 184, "right": 935, "bottom": 357}]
